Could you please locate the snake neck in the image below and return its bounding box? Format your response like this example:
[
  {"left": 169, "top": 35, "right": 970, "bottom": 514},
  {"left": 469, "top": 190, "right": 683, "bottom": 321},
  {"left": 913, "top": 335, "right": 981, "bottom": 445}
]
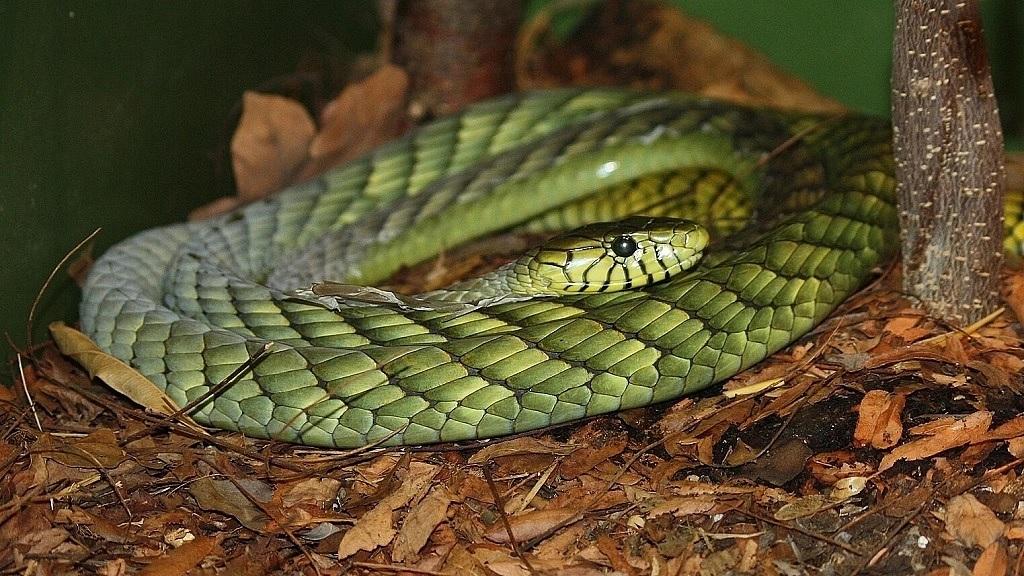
[{"left": 417, "top": 258, "right": 541, "bottom": 307}]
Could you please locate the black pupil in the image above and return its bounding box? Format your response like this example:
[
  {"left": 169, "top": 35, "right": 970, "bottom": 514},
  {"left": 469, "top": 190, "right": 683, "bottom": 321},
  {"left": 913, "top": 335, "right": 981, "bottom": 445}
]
[{"left": 611, "top": 235, "right": 637, "bottom": 257}]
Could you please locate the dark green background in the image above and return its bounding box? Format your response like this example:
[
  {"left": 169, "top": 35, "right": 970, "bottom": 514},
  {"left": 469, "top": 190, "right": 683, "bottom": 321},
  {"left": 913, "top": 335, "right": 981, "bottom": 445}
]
[{"left": 2, "top": 1, "right": 1022, "bottom": 377}]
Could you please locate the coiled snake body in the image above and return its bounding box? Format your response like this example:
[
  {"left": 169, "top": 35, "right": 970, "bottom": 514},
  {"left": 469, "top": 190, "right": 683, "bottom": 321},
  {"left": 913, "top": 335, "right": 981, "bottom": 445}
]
[{"left": 82, "top": 89, "right": 909, "bottom": 448}]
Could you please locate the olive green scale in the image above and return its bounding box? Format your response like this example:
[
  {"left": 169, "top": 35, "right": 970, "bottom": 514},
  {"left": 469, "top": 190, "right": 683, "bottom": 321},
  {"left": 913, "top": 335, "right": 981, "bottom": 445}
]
[{"left": 78, "top": 88, "right": 979, "bottom": 448}]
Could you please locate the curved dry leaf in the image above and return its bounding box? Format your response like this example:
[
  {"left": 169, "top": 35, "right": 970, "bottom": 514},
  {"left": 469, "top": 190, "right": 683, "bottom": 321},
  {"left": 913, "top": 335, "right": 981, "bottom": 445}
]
[
  {"left": 38, "top": 429, "right": 125, "bottom": 469},
  {"left": 50, "top": 322, "right": 196, "bottom": 428},
  {"left": 393, "top": 487, "right": 452, "bottom": 562},
  {"left": 974, "top": 541, "right": 1008, "bottom": 576},
  {"left": 854, "top": 389, "right": 905, "bottom": 449},
  {"left": 829, "top": 476, "right": 868, "bottom": 502},
  {"left": 774, "top": 494, "right": 831, "bottom": 521},
  {"left": 337, "top": 502, "right": 396, "bottom": 559},
  {"left": 649, "top": 494, "right": 716, "bottom": 518},
  {"left": 302, "top": 65, "right": 409, "bottom": 178},
  {"left": 943, "top": 494, "right": 1005, "bottom": 549},
  {"left": 878, "top": 411, "right": 992, "bottom": 472},
  {"left": 468, "top": 436, "right": 572, "bottom": 464},
  {"left": 231, "top": 91, "right": 316, "bottom": 201},
  {"left": 190, "top": 477, "right": 272, "bottom": 531},
  {"left": 338, "top": 462, "right": 439, "bottom": 559},
  {"left": 138, "top": 535, "right": 219, "bottom": 576},
  {"left": 483, "top": 508, "right": 578, "bottom": 543}
]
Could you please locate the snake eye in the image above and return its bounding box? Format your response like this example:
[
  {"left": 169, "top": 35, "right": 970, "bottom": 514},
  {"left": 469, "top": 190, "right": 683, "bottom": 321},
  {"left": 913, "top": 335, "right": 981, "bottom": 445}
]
[{"left": 610, "top": 235, "right": 638, "bottom": 257}]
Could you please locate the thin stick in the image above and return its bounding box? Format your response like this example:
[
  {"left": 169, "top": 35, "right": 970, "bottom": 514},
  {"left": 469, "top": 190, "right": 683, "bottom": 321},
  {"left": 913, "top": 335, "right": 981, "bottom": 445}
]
[
  {"left": 27, "top": 227, "right": 101, "bottom": 352},
  {"left": 730, "top": 507, "right": 862, "bottom": 556},
  {"left": 120, "top": 342, "right": 273, "bottom": 446},
  {"left": 484, "top": 464, "right": 540, "bottom": 576},
  {"left": 16, "top": 354, "right": 42, "bottom": 431}
]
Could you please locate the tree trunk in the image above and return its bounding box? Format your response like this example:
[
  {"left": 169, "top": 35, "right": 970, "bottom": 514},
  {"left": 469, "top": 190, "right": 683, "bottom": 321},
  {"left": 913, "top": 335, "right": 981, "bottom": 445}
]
[
  {"left": 891, "top": 0, "right": 1005, "bottom": 325},
  {"left": 387, "top": 0, "right": 522, "bottom": 119}
]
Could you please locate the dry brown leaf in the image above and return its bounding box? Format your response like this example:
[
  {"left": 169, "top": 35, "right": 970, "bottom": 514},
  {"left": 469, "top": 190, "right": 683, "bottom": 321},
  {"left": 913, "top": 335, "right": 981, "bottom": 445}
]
[
  {"left": 774, "top": 494, "right": 831, "bottom": 521},
  {"left": 392, "top": 487, "right": 452, "bottom": 562},
  {"left": 278, "top": 478, "right": 342, "bottom": 508},
  {"left": 557, "top": 434, "right": 627, "bottom": 478},
  {"left": 231, "top": 91, "right": 316, "bottom": 201},
  {"left": 878, "top": 411, "right": 993, "bottom": 472},
  {"left": 1008, "top": 437, "right": 1024, "bottom": 458},
  {"left": 468, "top": 436, "right": 572, "bottom": 464},
  {"left": 302, "top": 65, "right": 409, "bottom": 178},
  {"left": 50, "top": 322, "right": 196, "bottom": 426},
  {"left": 337, "top": 462, "right": 438, "bottom": 558},
  {"left": 189, "top": 477, "right": 272, "bottom": 531},
  {"left": 441, "top": 545, "right": 492, "bottom": 575},
  {"left": 854, "top": 389, "right": 905, "bottom": 449},
  {"left": 483, "top": 508, "right": 578, "bottom": 543},
  {"left": 649, "top": 495, "right": 716, "bottom": 518},
  {"left": 882, "top": 315, "right": 932, "bottom": 343},
  {"left": 978, "top": 415, "right": 1024, "bottom": 442},
  {"left": 37, "top": 429, "right": 125, "bottom": 469},
  {"left": 973, "top": 541, "right": 1008, "bottom": 576},
  {"left": 138, "top": 536, "right": 219, "bottom": 576},
  {"left": 55, "top": 508, "right": 130, "bottom": 544},
  {"left": 1002, "top": 272, "right": 1024, "bottom": 324},
  {"left": 943, "top": 494, "right": 1005, "bottom": 549}
]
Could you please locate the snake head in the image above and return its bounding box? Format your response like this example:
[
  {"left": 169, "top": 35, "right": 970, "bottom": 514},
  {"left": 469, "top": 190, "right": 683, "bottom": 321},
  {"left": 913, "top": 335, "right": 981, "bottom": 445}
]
[{"left": 521, "top": 216, "right": 709, "bottom": 294}]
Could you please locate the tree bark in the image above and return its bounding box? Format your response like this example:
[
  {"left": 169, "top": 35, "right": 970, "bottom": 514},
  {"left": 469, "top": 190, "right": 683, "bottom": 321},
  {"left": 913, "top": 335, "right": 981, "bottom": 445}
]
[
  {"left": 388, "top": 0, "right": 522, "bottom": 119},
  {"left": 892, "top": 0, "right": 1005, "bottom": 325}
]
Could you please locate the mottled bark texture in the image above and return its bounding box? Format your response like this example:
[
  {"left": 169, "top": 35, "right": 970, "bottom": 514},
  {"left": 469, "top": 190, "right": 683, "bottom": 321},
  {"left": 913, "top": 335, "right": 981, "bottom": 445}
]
[
  {"left": 388, "top": 0, "right": 522, "bottom": 119},
  {"left": 892, "top": 0, "right": 1005, "bottom": 325}
]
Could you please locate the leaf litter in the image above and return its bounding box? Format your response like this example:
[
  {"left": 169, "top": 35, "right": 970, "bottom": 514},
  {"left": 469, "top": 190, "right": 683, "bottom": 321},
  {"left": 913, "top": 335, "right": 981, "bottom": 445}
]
[{"left": 8, "top": 1, "right": 1024, "bottom": 574}]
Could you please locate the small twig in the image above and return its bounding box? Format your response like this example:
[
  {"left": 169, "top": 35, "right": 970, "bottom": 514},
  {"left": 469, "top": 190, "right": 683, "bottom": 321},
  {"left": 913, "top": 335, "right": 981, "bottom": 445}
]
[
  {"left": 120, "top": 342, "right": 273, "bottom": 446},
  {"left": 484, "top": 464, "right": 540, "bottom": 576},
  {"left": 729, "top": 506, "right": 862, "bottom": 556},
  {"left": 16, "top": 354, "right": 42, "bottom": 432},
  {"left": 521, "top": 435, "right": 662, "bottom": 550},
  {"left": 26, "top": 227, "right": 101, "bottom": 353},
  {"left": 203, "top": 459, "right": 321, "bottom": 576},
  {"left": 848, "top": 484, "right": 937, "bottom": 575}
]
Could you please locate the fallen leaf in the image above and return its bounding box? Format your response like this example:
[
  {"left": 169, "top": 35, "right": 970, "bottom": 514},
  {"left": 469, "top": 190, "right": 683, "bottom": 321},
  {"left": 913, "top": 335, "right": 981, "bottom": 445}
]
[
  {"left": 468, "top": 437, "right": 572, "bottom": 464},
  {"left": 943, "top": 494, "right": 1005, "bottom": 549},
  {"left": 279, "top": 477, "right": 342, "bottom": 508},
  {"left": 973, "top": 541, "right": 1008, "bottom": 576},
  {"left": 50, "top": 322, "right": 196, "bottom": 427},
  {"left": 190, "top": 477, "right": 272, "bottom": 531},
  {"left": 557, "top": 433, "right": 627, "bottom": 478},
  {"left": 393, "top": 487, "right": 452, "bottom": 562},
  {"left": 302, "top": 65, "right": 409, "bottom": 178},
  {"left": 774, "top": 494, "right": 831, "bottom": 521},
  {"left": 231, "top": 91, "right": 316, "bottom": 201},
  {"left": 829, "top": 476, "right": 868, "bottom": 502},
  {"left": 337, "top": 462, "right": 438, "bottom": 558},
  {"left": 879, "top": 412, "right": 992, "bottom": 472},
  {"left": 1002, "top": 272, "right": 1024, "bottom": 324},
  {"left": 977, "top": 415, "right": 1024, "bottom": 442},
  {"left": 854, "top": 390, "right": 905, "bottom": 449},
  {"left": 649, "top": 495, "right": 716, "bottom": 518},
  {"left": 37, "top": 429, "right": 125, "bottom": 469},
  {"left": 138, "top": 536, "right": 219, "bottom": 576},
  {"left": 483, "top": 508, "right": 578, "bottom": 543}
]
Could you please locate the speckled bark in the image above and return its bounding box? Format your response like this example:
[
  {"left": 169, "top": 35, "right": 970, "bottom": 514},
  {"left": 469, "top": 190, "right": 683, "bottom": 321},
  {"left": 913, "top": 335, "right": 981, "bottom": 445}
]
[
  {"left": 892, "top": 0, "right": 1005, "bottom": 325},
  {"left": 388, "top": 0, "right": 521, "bottom": 119}
]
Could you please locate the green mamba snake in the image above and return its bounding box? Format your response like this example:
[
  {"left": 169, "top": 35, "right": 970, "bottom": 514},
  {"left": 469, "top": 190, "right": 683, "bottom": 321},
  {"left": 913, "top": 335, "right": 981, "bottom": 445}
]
[{"left": 78, "top": 88, "right": 1017, "bottom": 448}]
